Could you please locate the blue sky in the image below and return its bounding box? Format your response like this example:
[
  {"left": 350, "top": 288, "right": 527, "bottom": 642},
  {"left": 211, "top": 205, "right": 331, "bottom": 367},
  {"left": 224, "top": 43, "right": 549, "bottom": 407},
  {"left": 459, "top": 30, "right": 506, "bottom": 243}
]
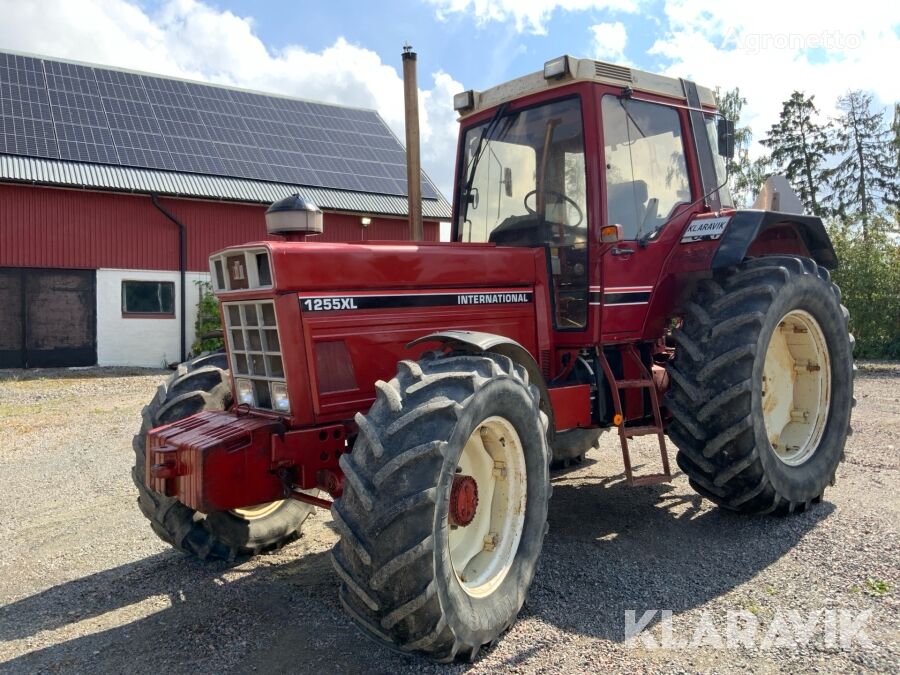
[{"left": 1, "top": 0, "right": 898, "bottom": 200}]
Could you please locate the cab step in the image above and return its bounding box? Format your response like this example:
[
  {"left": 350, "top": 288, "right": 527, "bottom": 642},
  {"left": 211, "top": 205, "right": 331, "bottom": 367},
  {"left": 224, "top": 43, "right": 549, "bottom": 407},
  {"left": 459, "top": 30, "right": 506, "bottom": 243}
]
[{"left": 597, "top": 344, "right": 672, "bottom": 486}]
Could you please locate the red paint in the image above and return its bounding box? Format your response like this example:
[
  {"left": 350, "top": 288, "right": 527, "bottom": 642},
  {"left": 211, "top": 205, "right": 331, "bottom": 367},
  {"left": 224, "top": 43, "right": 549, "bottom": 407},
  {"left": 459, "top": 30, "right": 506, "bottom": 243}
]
[
  {"left": 548, "top": 384, "right": 592, "bottom": 431},
  {"left": 746, "top": 224, "right": 810, "bottom": 259},
  {"left": 299, "top": 286, "right": 538, "bottom": 423},
  {"left": 146, "top": 408, "right": 346, "bottom": 512},
  {"left": 0, "top": 184, "right": 440, "bottom": 272},
  {"left": 263, "top": 240, "right": 535, "bottom": 292},
  {"left": 449, "top": 475, "right": 479, "bottom": 527},
  {"left": 147, "top": 409, "right": 286, "bottom": 512}
]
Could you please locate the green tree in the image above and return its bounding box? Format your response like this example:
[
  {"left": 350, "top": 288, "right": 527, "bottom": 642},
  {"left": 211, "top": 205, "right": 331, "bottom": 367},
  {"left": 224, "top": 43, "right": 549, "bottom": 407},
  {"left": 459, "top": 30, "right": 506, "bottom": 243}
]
[
  {"left": 760, "top": 92, "right": 831, "bottom": 216},
  {"left": 828, "top": 214, "right": 900, "bottom": 358},
  {"left": 828, "top": 91, "right": 898, "bottom": 237},
  {"left": 714, "top": 87, "right": 770, "bottom": 206},
  {"left": 893, "top": 103, "right": 900, "bottom": 172},
  {"left": 192, "top": 280, "right": 224, "bottom": 355}
]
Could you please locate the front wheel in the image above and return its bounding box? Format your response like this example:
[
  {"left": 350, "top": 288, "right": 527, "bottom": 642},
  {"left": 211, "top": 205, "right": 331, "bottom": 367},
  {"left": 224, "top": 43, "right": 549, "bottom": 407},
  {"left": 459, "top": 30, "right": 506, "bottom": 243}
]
[
  {"left": 331, "top": 353, "right": 550, "bottom": 661},
  {"left": 132, "top": 352, "right": 315, "bottom": 560},
  {"left": 665, "top": 256, "right": 854, "bottom": 514}
]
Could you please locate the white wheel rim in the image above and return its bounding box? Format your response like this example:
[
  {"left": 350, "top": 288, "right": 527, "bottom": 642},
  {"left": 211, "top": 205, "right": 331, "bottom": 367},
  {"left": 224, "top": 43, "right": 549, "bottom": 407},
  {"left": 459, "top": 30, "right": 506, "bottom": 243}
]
[
  {"left": 762, "top": 310, "right": 831, "bottom": 466},
  {"left": 231, "top": 500, "right": 284, "bottom": 520},
  {"left": 449, "top": 416, "right": 527, "bottom": 598}
]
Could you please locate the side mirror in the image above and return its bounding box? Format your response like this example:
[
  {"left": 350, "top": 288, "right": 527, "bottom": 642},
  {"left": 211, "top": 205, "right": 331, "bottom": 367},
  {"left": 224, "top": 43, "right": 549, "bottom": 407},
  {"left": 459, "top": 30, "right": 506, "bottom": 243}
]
[
  {"left": 466, "top": 187, "right": 480, "bottom": 209},
  {"left": 601, "top": 224, "right": 623, "bottom": 244},
  {"left": 717, "top": 118, "right": 735, "bottom": 159},
  {"left": 503, "top": 167, "right": 513, "bottom": 197}
]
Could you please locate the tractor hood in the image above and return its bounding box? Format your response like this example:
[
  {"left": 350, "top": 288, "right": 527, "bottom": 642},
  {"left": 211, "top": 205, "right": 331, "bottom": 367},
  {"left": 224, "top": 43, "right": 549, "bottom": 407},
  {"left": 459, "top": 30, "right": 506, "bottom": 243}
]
[{"left": 218, "top": 240, "right": 540, "bottom": 294}]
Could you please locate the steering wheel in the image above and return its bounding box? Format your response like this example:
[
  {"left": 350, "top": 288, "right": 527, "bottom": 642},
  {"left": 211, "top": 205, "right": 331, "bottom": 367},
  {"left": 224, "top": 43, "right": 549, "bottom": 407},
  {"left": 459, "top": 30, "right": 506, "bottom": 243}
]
[{"left": 523, "top": 189, "right": 583, "bottom": 227}]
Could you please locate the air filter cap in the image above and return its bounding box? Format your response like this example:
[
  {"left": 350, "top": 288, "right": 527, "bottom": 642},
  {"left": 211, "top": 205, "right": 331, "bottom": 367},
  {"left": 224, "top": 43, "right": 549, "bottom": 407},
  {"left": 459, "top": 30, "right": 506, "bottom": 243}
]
[{"left": 265, "top": 193, "right": 323, "bottom": 235}]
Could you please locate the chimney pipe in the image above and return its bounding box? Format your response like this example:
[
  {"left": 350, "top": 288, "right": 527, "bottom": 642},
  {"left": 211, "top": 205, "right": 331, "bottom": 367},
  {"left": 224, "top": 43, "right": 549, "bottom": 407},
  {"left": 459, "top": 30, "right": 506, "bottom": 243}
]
[{"left": 402, "top": 43, "right": 424, "bottom": 242}]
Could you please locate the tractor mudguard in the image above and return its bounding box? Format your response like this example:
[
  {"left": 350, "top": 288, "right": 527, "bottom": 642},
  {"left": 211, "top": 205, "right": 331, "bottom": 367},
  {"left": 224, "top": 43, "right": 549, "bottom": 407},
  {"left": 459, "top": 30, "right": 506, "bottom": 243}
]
[
  {"left": 713, "top": 210, "right": 838, "bottom": 270},
  {"left": 407, "top": 330, "right": 555, "bottom": 432}
]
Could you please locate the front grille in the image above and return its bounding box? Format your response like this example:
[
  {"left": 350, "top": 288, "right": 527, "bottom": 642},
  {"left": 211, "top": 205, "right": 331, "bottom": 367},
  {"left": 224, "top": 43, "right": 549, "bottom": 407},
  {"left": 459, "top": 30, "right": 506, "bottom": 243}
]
[
  {"left": 223, "top": 300, "right": 284, "bottom": 410},
  {"left": 210, "top": 248, "right": 272, "bottom": 292}
]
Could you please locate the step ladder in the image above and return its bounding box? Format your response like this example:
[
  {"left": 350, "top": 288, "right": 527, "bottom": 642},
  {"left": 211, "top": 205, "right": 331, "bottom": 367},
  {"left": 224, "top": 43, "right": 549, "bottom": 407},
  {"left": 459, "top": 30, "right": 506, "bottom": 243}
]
[{"left": 597, "top": 344, "right": 671, "bottom": 486}]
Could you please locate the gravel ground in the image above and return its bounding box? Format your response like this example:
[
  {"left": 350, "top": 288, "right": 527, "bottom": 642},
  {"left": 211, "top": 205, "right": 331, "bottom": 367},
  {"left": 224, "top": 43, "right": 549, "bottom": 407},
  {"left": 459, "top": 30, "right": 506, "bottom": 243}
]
[{"left": 0, "top": 364, "right": 897, "bottom": 674}]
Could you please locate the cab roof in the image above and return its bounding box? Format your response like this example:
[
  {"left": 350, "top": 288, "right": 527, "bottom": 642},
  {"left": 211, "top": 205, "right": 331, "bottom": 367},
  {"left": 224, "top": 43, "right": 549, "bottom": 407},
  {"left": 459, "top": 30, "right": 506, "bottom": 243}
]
[{"left": 457, "top": 56, "right": 717, "bottom": 120}]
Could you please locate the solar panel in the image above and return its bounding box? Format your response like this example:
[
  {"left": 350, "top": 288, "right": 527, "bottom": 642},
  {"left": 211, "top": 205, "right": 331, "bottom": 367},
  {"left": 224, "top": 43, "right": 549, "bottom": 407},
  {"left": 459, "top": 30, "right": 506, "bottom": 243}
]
[
  {"left": 0, "top": 53, "right": 58, "bottom": 158},
  {"left": 0, "top": 51, "right": 441, "bottom": 199}
]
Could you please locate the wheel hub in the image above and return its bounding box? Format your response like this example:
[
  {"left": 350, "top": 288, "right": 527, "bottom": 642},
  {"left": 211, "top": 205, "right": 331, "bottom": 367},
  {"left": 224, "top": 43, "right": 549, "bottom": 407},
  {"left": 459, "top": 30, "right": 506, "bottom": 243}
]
[
  {"left": 449, "top": 475, "right": 479, "bottom": 527},
  {"left": 448, "top": 416, "right": 527, "bottom": 598},
  {"left": 762, "top": 309, "right": 831, "bottom": 466}
]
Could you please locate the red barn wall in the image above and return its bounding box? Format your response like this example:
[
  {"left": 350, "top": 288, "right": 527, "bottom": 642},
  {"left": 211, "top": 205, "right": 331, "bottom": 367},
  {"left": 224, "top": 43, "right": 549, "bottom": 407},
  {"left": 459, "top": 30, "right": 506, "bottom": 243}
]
[{"left": 0, "top": 183, "right": 440, "bottom": 272}]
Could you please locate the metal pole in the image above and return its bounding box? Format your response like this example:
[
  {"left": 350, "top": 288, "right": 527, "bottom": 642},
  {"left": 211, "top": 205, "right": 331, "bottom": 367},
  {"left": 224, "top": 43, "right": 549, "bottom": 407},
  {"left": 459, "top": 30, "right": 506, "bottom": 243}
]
[{"left": 402, "top": 44, "right": 424, "bottom": 241}]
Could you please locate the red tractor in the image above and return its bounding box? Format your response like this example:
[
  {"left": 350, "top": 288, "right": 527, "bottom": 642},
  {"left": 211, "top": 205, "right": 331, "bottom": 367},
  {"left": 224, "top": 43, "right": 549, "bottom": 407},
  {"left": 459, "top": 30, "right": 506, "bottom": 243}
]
[{"left": 133, "top": 55, "right": 853, "bottom": 661}]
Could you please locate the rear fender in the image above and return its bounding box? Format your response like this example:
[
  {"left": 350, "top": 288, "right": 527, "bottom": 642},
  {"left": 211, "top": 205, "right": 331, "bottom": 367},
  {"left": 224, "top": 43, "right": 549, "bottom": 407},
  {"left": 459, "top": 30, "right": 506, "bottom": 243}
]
[
  {"left": 713, "top": 210, "right": 837, "bottom": 270},
  {"left": 407, "top": 330, "right": 555, "bottom": 434}
]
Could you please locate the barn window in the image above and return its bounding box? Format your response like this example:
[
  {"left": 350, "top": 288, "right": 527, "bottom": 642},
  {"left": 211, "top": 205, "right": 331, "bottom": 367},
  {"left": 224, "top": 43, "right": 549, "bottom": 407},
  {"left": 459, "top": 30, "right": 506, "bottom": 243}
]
[{"left": 122, "top": 281, "right": 176, "bottom": 316}]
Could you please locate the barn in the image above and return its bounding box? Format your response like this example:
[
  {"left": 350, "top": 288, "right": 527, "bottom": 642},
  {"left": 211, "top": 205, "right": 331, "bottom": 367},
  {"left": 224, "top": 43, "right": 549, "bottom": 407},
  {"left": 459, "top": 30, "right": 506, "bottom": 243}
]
[{"left": 0, "top": 50, "right": 450, "bottom": 369}]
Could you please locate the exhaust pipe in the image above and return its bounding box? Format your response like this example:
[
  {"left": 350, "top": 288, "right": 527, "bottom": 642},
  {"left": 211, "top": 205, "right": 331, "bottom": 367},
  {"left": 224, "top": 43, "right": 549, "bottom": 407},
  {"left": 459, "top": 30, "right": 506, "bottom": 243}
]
[{"left": 402, "top": 43, "right": 424, "bottom": 241}]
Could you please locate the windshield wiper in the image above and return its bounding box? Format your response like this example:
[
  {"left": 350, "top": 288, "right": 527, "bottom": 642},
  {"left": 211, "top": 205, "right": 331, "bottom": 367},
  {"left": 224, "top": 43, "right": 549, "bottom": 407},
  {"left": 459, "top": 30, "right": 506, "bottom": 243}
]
[{"left": 461, "top": 102, "right": 509, "bottom": 215}]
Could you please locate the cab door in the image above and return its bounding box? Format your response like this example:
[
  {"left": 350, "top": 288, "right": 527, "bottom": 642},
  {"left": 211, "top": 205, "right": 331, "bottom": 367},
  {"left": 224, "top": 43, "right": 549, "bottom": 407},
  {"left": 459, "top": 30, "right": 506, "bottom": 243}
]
[{"left": 597, "top": 94, "right": 696, "bottom": 337}]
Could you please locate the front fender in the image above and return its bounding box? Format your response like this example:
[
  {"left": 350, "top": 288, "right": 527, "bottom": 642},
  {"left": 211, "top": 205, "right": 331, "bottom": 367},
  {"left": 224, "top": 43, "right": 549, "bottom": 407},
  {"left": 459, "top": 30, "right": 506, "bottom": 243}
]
[{"left": 407, "top": 330, "right": 554, "bottom": 433}]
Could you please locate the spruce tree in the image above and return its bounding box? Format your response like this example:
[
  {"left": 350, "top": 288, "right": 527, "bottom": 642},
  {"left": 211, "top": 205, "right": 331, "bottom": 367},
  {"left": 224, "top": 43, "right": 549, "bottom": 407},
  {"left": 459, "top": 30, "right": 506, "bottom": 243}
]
[
  {"left": 828, "top": 90, "right": 898, "bottom": 236},
  {"left": 760, "top": 92, "right": 831, "bottom": 216}
]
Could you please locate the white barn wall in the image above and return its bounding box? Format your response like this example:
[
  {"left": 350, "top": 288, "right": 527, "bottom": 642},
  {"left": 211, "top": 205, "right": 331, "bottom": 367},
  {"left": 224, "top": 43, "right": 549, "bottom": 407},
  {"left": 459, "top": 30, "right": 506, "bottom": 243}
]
[{"left": 96, "top": 268, "right": 211, "bottom": 367}]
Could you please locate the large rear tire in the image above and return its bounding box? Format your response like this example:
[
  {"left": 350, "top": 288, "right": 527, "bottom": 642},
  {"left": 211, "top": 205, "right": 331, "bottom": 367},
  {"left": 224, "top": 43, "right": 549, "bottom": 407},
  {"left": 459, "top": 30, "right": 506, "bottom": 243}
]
[
  {"left": 331, "top": 352, "right": 551, "bottom": 661},
  {"left": 665, "top": 256, "right": 853, "bottom": 514},
  {"left": 132, "top": 352, "right": 315, "bottom": 560}
]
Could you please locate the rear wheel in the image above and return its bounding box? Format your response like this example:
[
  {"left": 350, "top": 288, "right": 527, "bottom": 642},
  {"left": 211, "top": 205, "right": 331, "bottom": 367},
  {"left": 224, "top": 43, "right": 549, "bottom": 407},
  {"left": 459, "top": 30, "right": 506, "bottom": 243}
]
[
  {"left": 132, "top": 352, "right": 315, "bottom": 560},
  {"left": 331, "top": 353, "right": 551, "bottom": 661},
  {"left": 665, "top": 256, "right": 853, "bottom": 514}
]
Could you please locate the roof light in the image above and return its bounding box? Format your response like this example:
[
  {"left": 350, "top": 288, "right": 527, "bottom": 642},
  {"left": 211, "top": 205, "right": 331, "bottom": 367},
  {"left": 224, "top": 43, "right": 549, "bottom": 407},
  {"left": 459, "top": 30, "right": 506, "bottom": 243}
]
[
  {"left": 543, "top": 55, "right": 572, "bottom": 80},
  {"left": 453, "top": 90, "right": 475, "bottom": 112}
]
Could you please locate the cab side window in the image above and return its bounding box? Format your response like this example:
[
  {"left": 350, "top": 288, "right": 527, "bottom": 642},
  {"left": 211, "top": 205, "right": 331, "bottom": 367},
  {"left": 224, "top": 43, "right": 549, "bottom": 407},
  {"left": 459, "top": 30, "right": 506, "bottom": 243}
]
[{"left": 601, "top": 96, "right": 691, "bottom": 240}]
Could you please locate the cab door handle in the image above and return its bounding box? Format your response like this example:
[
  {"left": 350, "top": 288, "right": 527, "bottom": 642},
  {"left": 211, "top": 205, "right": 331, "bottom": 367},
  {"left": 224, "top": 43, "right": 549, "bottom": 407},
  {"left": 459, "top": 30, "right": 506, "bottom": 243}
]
[{"left": 610, "top": 246, "right": 635, "bottom": 256}]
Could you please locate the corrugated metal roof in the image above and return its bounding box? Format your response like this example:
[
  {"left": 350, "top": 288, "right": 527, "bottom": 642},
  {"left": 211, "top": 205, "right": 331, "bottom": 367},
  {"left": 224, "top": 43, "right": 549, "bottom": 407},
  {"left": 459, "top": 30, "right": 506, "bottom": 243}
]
[{"left": 0, "top": 154, "right": 452, "bottom": 219}]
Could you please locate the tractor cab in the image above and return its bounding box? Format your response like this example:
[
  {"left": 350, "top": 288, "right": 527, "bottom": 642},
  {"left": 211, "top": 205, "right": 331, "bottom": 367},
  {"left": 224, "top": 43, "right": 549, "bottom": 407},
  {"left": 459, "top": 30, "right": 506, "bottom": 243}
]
[{"left": 452, "top": 56, "right": 734, "bottom": 337}]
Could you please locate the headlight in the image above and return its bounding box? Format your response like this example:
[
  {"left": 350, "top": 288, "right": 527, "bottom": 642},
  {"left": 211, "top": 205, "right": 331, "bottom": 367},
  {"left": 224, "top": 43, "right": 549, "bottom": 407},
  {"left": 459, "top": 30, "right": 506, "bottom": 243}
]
[
  {"left": 270, "top": 382, "right": 290, "bottom": 413},
  {"left": 235, "top": 378, "right": 255, "bottom": 406}
]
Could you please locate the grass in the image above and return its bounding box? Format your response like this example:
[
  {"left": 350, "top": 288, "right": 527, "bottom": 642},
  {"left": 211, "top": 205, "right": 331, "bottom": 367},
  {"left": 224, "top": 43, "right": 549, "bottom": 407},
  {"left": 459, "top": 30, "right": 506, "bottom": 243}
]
[{"left": 864, "top": 578, "right": 890, "bottom": 597}]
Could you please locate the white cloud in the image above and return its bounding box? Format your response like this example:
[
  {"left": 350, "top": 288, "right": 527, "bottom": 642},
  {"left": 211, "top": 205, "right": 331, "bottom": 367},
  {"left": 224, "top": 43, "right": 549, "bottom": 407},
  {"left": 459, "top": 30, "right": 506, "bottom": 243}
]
[
  {"left": 0, "top": 0, "right": 463, "bottom": 197},
  {"left": 426, "top": 0, "right": 641, "bottom": 35},
  {"left": 648, "top": 0, "right": 900, "bottom": 157},
  {"left": 590, "top": 21, "right": 628, "bottom": 61}
]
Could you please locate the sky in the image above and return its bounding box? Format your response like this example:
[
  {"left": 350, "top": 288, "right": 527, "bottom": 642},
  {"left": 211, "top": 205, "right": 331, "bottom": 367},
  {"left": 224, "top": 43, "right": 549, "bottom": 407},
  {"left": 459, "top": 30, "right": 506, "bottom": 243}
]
[{"left": 0, "top": 0, "right": 898, "bottom": 201}]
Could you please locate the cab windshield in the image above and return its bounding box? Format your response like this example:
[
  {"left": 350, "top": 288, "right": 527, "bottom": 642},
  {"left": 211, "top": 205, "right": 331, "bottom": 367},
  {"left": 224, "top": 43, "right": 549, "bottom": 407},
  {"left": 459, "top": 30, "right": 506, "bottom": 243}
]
[{"left": 456, "top": 98, "right": 587, "bottom": 247}]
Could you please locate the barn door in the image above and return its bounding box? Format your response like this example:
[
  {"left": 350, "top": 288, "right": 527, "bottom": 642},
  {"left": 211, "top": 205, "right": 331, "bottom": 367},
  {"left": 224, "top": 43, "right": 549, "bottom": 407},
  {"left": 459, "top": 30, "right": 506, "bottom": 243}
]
[
  {"left": 0, "top": 268, "right": 96, "bottom": 368},
  {"left": 0, "top": 270, "right": 24, "bottom": 368}
]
